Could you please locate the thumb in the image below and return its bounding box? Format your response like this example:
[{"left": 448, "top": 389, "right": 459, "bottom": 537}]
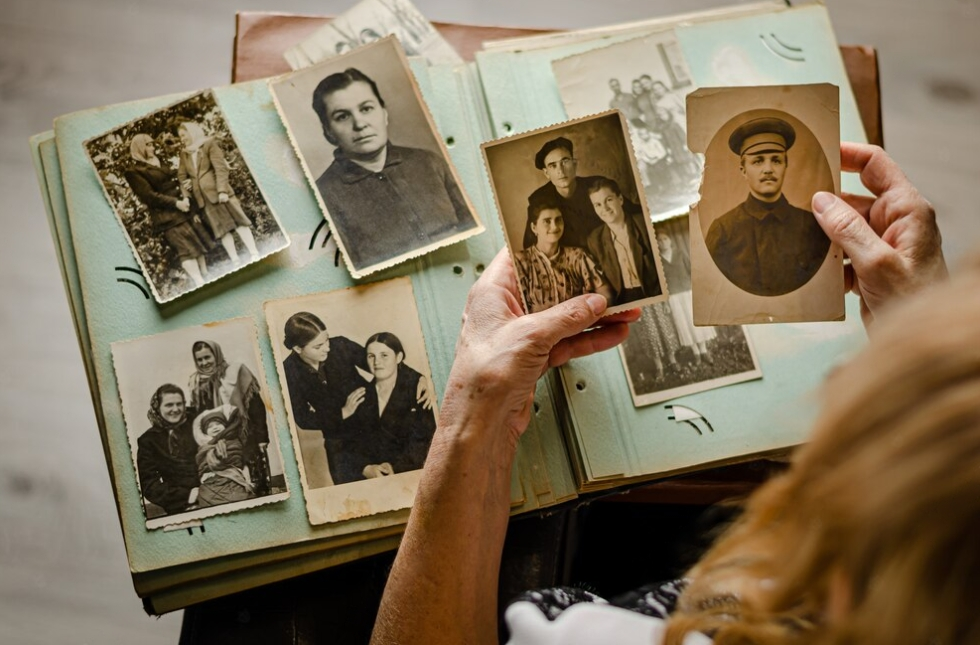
[
  {"left": 812, "top": 191, "right": 889, "bottom": 269},
  {"left": 522, "top": 293, "right": 608, "bottom": 349}
]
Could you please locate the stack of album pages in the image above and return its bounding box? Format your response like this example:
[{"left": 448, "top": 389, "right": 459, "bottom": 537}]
[{"left": 31, "top": 0, "right": 876, "bottom": 614}]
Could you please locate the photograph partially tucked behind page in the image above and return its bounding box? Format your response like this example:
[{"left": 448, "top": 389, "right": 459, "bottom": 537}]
[
  {"left": 619, "top": 214, "right": 762, "bottom": 407},
  {"left": 553, "top": 30, "right": 702, "bottom": 221},
  {"left": 482, "top": 111, "right": 668, "bottom": 316},
  {"left": 111, "top": 318, "right": 289, "bottom": 530},
  {"left": 265, "top": 277, "right": 436, "bottom": 526},
  {"left": 84, "top": 90, "right": 290, "bottom": 304},
  {"left": 269, "top": 37, "right": 483, "bottom": 278},
  {"left": 283, "top": 0, "right": 462, "bottom": 69},
  {"left": 687, "top": 84, "right": 844, "bottom": 325}
]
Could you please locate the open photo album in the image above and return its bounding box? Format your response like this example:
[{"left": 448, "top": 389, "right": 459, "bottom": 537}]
[{"left": 31, "top": 0, "right": 875, "bottom": 614}]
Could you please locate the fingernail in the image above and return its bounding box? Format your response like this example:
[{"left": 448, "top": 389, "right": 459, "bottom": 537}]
[
  {"left": 812, "top": 191, "right": 837, "bottom": 214},
  {"left": 586, "top": 294, "right": 607, "bottom": 315}
]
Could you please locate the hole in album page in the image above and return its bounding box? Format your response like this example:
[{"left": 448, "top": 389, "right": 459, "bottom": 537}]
[
  {"left": 452, "top": 265, "right": 464, "bottom": 275},
  {"left": 575, "top": 381, "right": 587, "bottom": 392}
]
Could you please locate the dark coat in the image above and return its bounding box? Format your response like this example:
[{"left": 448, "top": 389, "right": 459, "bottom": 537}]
[
  {"left": 705, "top": 194, "right": 830, "bottom": 297},
  {"left": 586, "top": 210, "right": 663, "bottom": 304},
  {"left": 344, "top": 363, "right": 436, "bottom": 476},
  {"left": 282, "top": 336, "right": 372, "bottom": 485},
  {"left": 137, "top": 421, "right": 199, "bottom": 515}
]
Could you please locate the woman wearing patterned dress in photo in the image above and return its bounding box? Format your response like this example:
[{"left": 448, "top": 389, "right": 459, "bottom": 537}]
[
  {"left": 514, "top": 196, "right": 613, "bottom": 313},
  {"left": 657, "top": 230, "right": 717, "bottom": 366}
]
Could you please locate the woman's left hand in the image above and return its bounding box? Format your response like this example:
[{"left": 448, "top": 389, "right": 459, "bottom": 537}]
[{"left": 217, "top": 192, "right": 229, "bottom": 203}]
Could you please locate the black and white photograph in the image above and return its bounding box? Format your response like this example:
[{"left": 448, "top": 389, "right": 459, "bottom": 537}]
[
  {"left": 265, "top": 277, "right": 436, "bottom": 526},
  {"left": 283, "top": 0, "right": 462, "bottom": 69},
  {"left": 553, "top": 31, "right": 702, "bottom": 220},
  {"left": 111, "top": 318, "right": 289, "bottom": 530},
  {"left": 687, "top": 84, "right": 844, "bottom": 325},
  {"left": 481, "top": 111, "right": 668, "bottom": 316},
  {"left": 269, "top": 37, "right": 483, "bottom": 279},
  {"left": 85, "top": 90, "right": 290, "bottom": 304},
  {"left": 619, "top": 215, "right": 762, "bottom": 407}
]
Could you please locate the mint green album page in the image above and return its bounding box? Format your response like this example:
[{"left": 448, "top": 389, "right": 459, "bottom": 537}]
[
  {"left": 473, "top": 3, "right": 870, "bottom": 485},
  {"left": 49, "top": 64, "right": 573, "bottom": 575}
]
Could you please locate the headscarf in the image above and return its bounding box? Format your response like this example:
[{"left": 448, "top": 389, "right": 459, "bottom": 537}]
[
  {"left": 219, "top": 362, "right": 263, "bottom": 442},
  {"left": 178, "top": 121, "right": 208, "bottom": 152},
  {"left": 189, "top": 340, "right": 229, "bottom": 412},
  {"left": 129, "top": 133, "right": 161, "bottom": 167},
  {"left": 147, "top": 384, "right": 190, "bottom": 457}
]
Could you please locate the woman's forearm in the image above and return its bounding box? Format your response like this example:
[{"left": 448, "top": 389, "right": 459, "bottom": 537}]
[{"left": 371, "top": 392, "right": 518, "bottom": 645}]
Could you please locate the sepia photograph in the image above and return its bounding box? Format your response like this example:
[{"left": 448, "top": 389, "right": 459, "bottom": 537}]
[
  {"left": 284, "top": 0, "right": 462, "bottom": 69},
  {"left": 687, "top": 84, "right": 844, "bottom": 325},
  {"left": 553, "top": 31, "right": 702, "bottom": 221},
  {"left": 111, "top": 318, "right": 289, "bottom": 530},
  {"left": 482, "top": 111, "right": 668, "bottom": 316},
  {"left": 619, "top": 214, "right": 762, "bottom": 407},
  {"left": 269, "top": 37, "right": 483, "bottom": 279},
  {"left": 264, "top": 277, "right": 437, "bottom": 525},
  {"left": 85, "top": 90, "right": 290, "bottom": 304}
]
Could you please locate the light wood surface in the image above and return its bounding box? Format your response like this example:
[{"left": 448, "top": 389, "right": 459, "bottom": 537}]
[{"left": 1, "top": 0, "right": 977, "bottom": 642}]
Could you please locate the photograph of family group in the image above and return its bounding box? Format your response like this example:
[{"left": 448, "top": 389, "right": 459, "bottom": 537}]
[
  {"left": 482, "top": 111, "right": 668, "bottom": 317},
  {"left": 265, "top": 277, "right": 437, "bottom": 525},
  {"left": 554, "top": 31, "right": 702, "bottom": 220},
  {"left": 85, "top": 90, "right": 289, "bottom": 303},
  {"left": 111, "top": 318, "right": 289, "bottom": 530}
]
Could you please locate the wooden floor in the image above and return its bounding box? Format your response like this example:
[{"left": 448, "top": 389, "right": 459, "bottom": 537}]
[{"left": 1, "top": 0, "right": 977, "bottom": 642}]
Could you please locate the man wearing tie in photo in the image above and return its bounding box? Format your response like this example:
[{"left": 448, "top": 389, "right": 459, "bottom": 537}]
[{"left": 705, "top": 117, "right": 830, "bottom": 297}]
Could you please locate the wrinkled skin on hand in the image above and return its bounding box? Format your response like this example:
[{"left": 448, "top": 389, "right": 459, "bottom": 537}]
[{"left": 812, "top": 142, "right": 948, "bottom": 330}]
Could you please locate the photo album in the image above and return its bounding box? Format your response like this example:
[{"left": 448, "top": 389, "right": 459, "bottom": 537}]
[{"left": 31, "top": 0, "right": 877, "bottom": 614}]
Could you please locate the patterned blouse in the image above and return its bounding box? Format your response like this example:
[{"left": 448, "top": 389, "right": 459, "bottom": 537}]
[{"left": 515, "top": 245, "right": 605, "bottom": 313}]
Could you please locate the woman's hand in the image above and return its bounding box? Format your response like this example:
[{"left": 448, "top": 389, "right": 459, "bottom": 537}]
[
  {"left": 416, "top": 376, "right": 436, "bottom": 410},
  {"left": 812, "top": 142, "right": 948, "bottom": 330},
  {"left": 341, "top": 387, "right": 367, "bottom": 420},
  {"left": 176, "top": 198, "right": 190, "bottom": 213},
  {"left": 371, "top": 250, "right": 639, "bottom": 645},
  {"left": 363, "top": 462, "right": 394, "bottom": 478},
  {"left": 217, "top": 192, "right": 229, "bottom": 203},
  {"left": 440, "top": 249, "right": 640, "bottom": 448}
]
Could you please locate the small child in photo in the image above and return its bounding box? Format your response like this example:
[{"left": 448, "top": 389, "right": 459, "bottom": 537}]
[{"left": 192, "top": 405, "right": 255, "bottom": 508}]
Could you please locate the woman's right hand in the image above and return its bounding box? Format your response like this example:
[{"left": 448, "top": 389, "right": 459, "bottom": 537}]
[
  {"left": 341, "top": 387, "right": 367, "bottom": 420},
  {"left": 176, "top": 197, "right": 190, "bottom": 213},
  {"left": 811, "top": 142, "right": 948, "bottom": 330}
]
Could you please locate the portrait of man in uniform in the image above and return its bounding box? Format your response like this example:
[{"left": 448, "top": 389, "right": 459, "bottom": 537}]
[{"left": 704, "top": 116, "right": 831, "bottom": 297}]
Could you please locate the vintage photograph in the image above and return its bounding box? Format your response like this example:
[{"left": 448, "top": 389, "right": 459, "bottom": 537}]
[
  {"left": 265, "top": 277, "right": 437, "bottom": 525},
  {"left": 269, "top": 37, "right": 483, "bottom": 278},
  {"left": 553, "top": 31, "right": 702, "bottom": 220},
  {"left": 111, "top": 318, "right": 289, "bottom": 530},
  {"left": 619, "top": 214, "right": 762, "bottom": 407},
  {"left": 284, "top": 0, "right": 462, "bottom": 69},
  {"left": 85, "top": 90, "right": 290, "bottom": 303},
  {"left": 481, "top": 111, "right": 668, "bottom": 316},
  {"left": 686, "top": 84, "right": 844, "bottom": 325}
]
